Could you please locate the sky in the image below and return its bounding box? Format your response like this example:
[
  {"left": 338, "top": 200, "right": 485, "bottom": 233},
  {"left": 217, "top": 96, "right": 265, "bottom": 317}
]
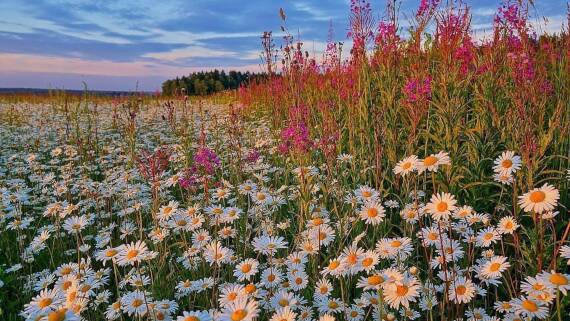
[{"left": 0, "top": 0, "right": 567, "bottom": 91}]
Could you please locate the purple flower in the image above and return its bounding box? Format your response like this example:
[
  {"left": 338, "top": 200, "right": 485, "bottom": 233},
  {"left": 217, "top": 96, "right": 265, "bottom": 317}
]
[{"left": 193, "top": 147, "right": 220, "bottom": 175}]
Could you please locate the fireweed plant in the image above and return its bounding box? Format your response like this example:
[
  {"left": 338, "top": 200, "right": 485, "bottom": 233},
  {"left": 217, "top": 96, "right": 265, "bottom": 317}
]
[{"left": 0, "top": 1, "right": 569, "bottom": 321}]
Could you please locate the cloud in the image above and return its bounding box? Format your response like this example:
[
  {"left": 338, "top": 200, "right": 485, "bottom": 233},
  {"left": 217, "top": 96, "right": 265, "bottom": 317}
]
[{"left": 0, "top": 0, "right": 567, "bottom": 90}]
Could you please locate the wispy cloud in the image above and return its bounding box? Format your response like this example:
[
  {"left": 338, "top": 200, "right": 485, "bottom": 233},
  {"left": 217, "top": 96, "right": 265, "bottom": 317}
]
[{"left": 0, "top": 0, "right": 567, "bottom": 90}]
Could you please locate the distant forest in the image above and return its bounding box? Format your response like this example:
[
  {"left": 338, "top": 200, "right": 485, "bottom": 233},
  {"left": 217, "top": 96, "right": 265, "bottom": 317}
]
[{"left": 161, "top": 70, "right": 267, "bottom": 96}]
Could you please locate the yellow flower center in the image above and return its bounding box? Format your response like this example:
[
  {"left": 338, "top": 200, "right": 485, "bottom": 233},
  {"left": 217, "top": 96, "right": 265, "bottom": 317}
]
[
  {"left": 396, "top": 284, "right": 409, "bottom": 296},
  {"left": 362, "top": 191, "right": 372, "bottom": 198},
  {"left": 455, "top": 285, "right": 467, "bottom": 295},
  {"left": 391, "top": 240, "right": 402, "bottom": 248},
  {"left": 489, "top": 262, "right": 501, "bottom": 272},
  {"left": 184, "top": 317, "right": 200, "bottom": 321},
  {"left": 131, "top": 299, "right": 143, "bottom": 308},
  {"left": 549, "top": 273, "right": 568, "bottom": 286},
  {"left": 230, "top": 309, "right": 247, "bottom": 321},
  {"left": 126, "top": 249, "right": 139, "bottom": 259},
  {"left": 329, "top": 261, "right": 340, "bottom": 270},
  {"left": 267, "top": 274, "right": 276, "bottom": 282},
  {"left": 228, "top": 292, "right": 237, "bottom": 301},
  {"left": 362, "top": 257, "right": 373, "bottom": 267},
  {"left": 106, "top": 249, "right": 118, "bottom": 257},
  {"left": 47, "top": 309, "right": 67, "bottom": 321},
  {"left": 424, "top": 156, "right": 438, "bottom": 166},
  {"left": 245, "top": 284, "right": 256, "bottom": 294},
  {"left": 368, "top": 275, "right": 384, "bottom": 286},
  {"left": 328, "top": 301, "right": 339, "bottom": 309},
  {"left": 501, "top": 159, "right": 513, "bottom": 168},
  {"left": 402, "top": 162, "right": 412, "bottom": 170},
  {"left": 436, "top": 202, "right": 448, "bottom": 212},
  {"left": 367, "top": 208, "right": 378, "bottom": 218},
  {"left": 241, "top": 264, "right": 251, "bottom": 273},
  {"left": 521, "top": 299, "right": 538, "bottom": 312},
  {"left": 278, "top": 299, "right": 289, "bottom": 307},
  {"left": 38, "top": 298, "right": 53, "bottom": 308},
  {"left": 529, "top": 191, "right": 546, "bottom": 203}
]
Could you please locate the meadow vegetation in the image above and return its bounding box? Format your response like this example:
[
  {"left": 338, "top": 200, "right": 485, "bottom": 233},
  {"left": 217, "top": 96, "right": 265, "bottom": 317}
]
[{"left": 0, "top": 1, "right": 569, "bottom": 321}]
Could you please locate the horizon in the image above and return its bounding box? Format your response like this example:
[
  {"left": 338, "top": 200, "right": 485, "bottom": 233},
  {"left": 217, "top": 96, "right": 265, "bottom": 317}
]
[{"left": 0, "top": 0, "right": 567, "bottom": 91}]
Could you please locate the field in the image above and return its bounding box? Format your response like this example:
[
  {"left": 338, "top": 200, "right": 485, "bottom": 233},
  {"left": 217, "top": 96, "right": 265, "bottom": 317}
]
[{"left": 1, "top": 1, "right": 570, "bottom": 321}]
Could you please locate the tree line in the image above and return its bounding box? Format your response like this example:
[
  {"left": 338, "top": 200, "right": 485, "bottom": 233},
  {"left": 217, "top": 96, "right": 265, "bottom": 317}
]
[{"left": 161, "top": 70, "right": 267, "bottom": 96}]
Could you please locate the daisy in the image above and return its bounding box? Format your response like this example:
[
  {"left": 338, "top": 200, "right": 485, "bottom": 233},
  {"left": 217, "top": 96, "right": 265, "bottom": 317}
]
[
  {"left": 95, "top": 247, "right": 119, "bottom": 266},
  {"left": 518, "top": 183, "right": 559, "bottom": 213},
  {"left": 321, "top": 258, "right": 345, "bottom": 277},
  {"left": 62, "top": 215, "right": 88, "bottom": 234},
  {"left": 425, "top": 192, "right": 457, "bottom": 221},
  {"left": 105, "top": 301, "right": 123, "bottom": 320},
  {"left": 314, "top": 278, "right": 333, "bottom": 298},
  {"left": 116, "top": 241, "right": 155, "bottom": 266},
  {"left": 261, "top": 267, "right": 283, "bottom": 288},
  {"left": 493, "top": 151, "right": 522, "bottom": 176},
  {"left": 383, "top": 276, "right": 420, "bottom": 308},
  {"left": 419, "top": 226, "right": 445, "bottom": 246},
  {"left": 494, "top": 172, "right": 514, "bottom": 185},
  {"left": 376, "top": 237, "right": 414, "bottom": 260},
  {"left": 337, "top": 153, "right": 353, "bottom": 163},
  {"left": 309, "top": 224, "right": 336, "bottom": 247},
  {"left": 358, "top": 201, "right": 386, "bottom": 226},
  {"left": 23, "top": 288, "right": 63, "bottom": 316},
  {"left": 448, "top": 276, "right": 476, "bottom": 304},
  {"left": 270, "top": 290, "right": 298, "bottom": 310},
  {"left": 318, "top": 314, "right": 335, "bottom": 321},
  {"left": 345, "top": 306, "right": 364, "bottom": 321},
  {"left": 476, "top": 227, "right": 500, "bottom": 248},
  {"left": 316, "top": 297, "right": 344, "bottom": 314},
  {"left": 234, "top": 259, "right": 259, "bottom": 281},
  {"left": 219, "top": 297, "right": 258, "bottom": 321},
  {"left": 417, "top": 151, "right": 451, "bottom": 173},
  {"left": 203, "top": 241, "right": 231, "bottom": 266},
  {"left": 121, "top": 290, "right": 151, "bottom": 317},
  {"left": 176, "top": 310, "right": 212, "bottom": 321},
  {"left": 393, "top": 155, "right": 419, "bottom": 176},
  {"left": 521, "top": 276, "right": 555, "bottom": 303},
  {"left": 288, "top": 270, "right": 309, "bottom": 291},
  {"left": 480, "top": 256, "right": 510, "bottom": 279},
  {"left": 511, "top": 296, "right": 549, "bottom": 319},
  {"left": 357, "top": 250, "right": 379, "bottom": 272},
  {"left": 269, "top": 307, "right": 296, "bottom": 321},
  {"left": 497, "top": 216, "right": 519, "bottom": 234},
  {"left": 340, "top": 244, "right": 365, "bottom": 275},
  {"left": 453, "top": 205, "right": 474, "bottom": 220},
  {"left": 157, "top": 201, "right": 179, "bottom": 221},
  {"left": 219, "top": 284, "right": 246, "bottom": 306},
  {"left": 354, "top": 186, "right": 379, "bottom": 203},
  {"left": 40, "top": 309, "right": 80, "bottom": 321},
  {"left": 538, "top": 271, "right": 570, "bottom": 295},
  {"left": 400, "top": 203, "right": 421, "bottom": 224},
  {"left": 356, "top": 273, "right": 385, "bottom": 290},
  {"left": 252, "top": 235, "right": 288, "bottom": 256}
]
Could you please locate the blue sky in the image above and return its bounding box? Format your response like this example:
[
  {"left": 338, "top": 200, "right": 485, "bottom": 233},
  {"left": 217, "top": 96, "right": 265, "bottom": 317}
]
[{"left": 0, "top": 0, "right": 566, "bottom": 91}]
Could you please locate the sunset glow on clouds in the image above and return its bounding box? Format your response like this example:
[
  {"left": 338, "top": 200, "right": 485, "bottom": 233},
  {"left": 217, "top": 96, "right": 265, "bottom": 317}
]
[{"left": 0, "top": 0, "right": 566, "bottom": 91}]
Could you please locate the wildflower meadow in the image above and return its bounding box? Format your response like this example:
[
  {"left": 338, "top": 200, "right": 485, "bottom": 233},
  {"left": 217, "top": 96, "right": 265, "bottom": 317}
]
[{"left": 0, "top": 1, "right": 569, "bottom": 321}]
